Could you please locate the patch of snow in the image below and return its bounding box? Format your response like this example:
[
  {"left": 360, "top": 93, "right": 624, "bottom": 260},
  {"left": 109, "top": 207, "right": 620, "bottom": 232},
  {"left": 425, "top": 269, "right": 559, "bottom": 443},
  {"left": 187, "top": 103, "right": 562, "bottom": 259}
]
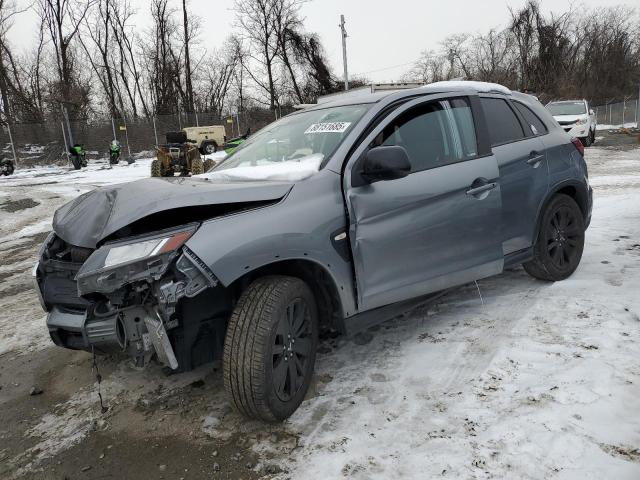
[
  {"left": 198, "top": 153, "right": 322, "bottom": 182},
  {"left": 425, "top": 80, "right": 511, "bottom": 95},
  {"left": 596, "top": 122, "right": 638, "bottom": 130}
]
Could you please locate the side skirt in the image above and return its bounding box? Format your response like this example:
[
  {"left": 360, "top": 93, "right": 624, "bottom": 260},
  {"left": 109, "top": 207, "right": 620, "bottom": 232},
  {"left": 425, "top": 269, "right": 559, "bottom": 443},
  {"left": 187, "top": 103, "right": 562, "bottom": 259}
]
[
  {"left": 343, "top": 290, "right": 449, "bottom": 336},
  {"left": 504, "top": 247, "right": 534, "bottom": 269}
]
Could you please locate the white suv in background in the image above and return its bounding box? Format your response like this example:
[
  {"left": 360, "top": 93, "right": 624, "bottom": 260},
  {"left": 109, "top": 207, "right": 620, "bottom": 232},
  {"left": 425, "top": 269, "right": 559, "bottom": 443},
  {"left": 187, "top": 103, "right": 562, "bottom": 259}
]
[{"left": 546, "top": 99, "right": 597, "bottom": 147}]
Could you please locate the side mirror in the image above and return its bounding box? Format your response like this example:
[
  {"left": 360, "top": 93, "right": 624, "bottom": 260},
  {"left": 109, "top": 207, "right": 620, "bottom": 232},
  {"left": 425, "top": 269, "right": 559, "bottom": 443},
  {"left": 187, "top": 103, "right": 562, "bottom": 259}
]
[{"left": 361, "top": 146, "right": 411, "bottom": 183}]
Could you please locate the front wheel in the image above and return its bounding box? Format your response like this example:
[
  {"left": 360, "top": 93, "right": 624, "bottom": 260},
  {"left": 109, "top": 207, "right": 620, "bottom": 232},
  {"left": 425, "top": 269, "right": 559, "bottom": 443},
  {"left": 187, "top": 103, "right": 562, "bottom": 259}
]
[
  {"left": 581, "top": 134, "right": 592, "bottom": 147},
  {"left": 150, "top": 159, "right": 163, "bottom": 177},
  {"left": 524, "top": 194, "right": 585, "bottom": 281},
  {"left": 223, "top": 276, "right": 318, "bottom": 422},
  {"left": 190, "top": 157, "right": 204, "bottom": 175}
]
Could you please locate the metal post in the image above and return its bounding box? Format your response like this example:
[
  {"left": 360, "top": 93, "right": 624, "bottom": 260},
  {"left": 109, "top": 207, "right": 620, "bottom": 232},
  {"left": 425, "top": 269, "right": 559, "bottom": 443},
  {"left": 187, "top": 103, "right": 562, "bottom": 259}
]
[
  {"left": 236, "top": 113, "right": 241, "bottom": 137},
  {"left": 340, "top": 15, "right": 349, "bottom": 91},
  {"left": 635, "top": 99, "right": 638, "bottom": 127},
  {"left": 609, "top": 104, "right": 612, "bottom": 125},
  {"left": 62, "top": 105, "right": 74, "bottom": 146},
  {"left": 61, "top": 121, "right": 70, "bottom": 167},
  {"left": 111, "top": 117, "right": 117, "bottom": 141},
  {"left": 6, "top": 123, "right": 18, "bottom": 166},
  {"left": 623, "top": 100, "right": 626, "bottom": 125},
  {"left": 122, "top": 115, "right": 132, "bottom": 159},
  {"left": 195, "top": 110, "right": 199, "bottom": 127},
  {"left": 152, "top": 116, "right": 159, "bottom": 146},
  {"left": 178, "top": 110, "right": 182, "bottom": 130}
]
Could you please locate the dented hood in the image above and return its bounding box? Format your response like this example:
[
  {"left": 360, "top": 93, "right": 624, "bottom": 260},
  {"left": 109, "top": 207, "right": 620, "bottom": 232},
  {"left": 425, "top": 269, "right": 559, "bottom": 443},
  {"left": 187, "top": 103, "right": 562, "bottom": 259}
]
[{"left": 53, "top": 177, "right": 293, "bottom": 248}]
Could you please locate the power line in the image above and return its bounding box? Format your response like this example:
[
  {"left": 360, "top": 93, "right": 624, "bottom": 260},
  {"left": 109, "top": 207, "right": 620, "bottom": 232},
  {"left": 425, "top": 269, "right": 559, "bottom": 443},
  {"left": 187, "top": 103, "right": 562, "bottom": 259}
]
[{"left": 352, "top": 60, "right": 418, "bottom": 77}]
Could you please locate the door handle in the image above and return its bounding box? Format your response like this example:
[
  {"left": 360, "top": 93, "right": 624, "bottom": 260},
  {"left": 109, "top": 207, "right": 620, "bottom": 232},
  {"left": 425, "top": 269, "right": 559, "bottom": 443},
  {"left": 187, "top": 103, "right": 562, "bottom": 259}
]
[
  {"left": 526, "top": 151, "right": 544, "bottom": 167},
  {"left": 466, "top": 181, "right": 497, "bottom": 197}
]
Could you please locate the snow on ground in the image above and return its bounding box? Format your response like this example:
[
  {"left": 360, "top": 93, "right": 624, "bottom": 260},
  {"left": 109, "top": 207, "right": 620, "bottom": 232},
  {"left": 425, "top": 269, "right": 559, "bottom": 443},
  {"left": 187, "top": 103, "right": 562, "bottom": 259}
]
[
  {"left": 597, "top": 122, "right": 638, "bottom": 130},
  {"left": 0, "top": 147, "right": 639, "bottom": 478}
]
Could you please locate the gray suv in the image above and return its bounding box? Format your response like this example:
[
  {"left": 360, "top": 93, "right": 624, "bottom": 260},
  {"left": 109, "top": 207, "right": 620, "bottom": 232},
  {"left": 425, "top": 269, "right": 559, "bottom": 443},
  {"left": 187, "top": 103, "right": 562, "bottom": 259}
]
[{"left": 34, "top": 81, "right": 592, "bottom": 421}]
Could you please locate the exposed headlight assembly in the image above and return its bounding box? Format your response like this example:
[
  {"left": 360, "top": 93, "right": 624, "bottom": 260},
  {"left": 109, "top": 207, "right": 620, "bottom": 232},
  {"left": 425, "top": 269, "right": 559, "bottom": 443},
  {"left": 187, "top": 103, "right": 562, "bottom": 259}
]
[
  {"left": 76, "top": 225, "right": 197, "bottom": 295},
  {"left": 575, "top": 117, "right": 587, "bottom": 125}
]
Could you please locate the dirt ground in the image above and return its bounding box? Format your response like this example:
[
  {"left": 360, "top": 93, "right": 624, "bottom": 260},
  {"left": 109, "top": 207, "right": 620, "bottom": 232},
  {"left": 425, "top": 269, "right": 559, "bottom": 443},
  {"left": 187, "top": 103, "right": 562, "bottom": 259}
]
[{"left": 1, "top": 131, "right": 639, "bottom": 479}]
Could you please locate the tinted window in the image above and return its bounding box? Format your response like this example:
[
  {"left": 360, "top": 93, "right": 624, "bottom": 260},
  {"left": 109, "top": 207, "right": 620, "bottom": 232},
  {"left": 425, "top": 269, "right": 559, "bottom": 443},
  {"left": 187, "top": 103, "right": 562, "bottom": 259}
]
[
  {"left": 480, "top": 98, "right": 525, "bottom": 146},
  {"left": 513, "top": 101, "right": 548, "bottom": 136},
  {"left": 372, "top": 99, "right": 476, "bottom": 173}
]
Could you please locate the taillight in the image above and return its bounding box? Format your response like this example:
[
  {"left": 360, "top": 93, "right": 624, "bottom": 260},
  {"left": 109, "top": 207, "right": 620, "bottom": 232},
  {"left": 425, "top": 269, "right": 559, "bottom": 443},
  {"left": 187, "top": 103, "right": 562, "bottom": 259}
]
[{"left": 571, "top": 137, "right": 584, "bottom": 156}]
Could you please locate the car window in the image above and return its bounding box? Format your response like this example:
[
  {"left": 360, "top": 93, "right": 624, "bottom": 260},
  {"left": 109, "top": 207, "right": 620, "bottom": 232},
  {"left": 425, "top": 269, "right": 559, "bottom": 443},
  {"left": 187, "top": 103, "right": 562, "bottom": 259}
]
[
  {"left": 447, "top": 98, "right": 478, "bottom": 158},
  {"left": 513, "top": 101, "right": 548, "bottom": 136},
  {"left": 480, "top": 97, "right": 525, "bottom": 146},
  {"left": 371, "top": 99, "right": 474, "bottom": 173}
]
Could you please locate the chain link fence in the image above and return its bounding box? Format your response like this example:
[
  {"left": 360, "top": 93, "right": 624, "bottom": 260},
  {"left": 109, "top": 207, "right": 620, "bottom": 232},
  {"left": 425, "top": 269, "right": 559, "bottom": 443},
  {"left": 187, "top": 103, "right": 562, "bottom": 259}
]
[
  {"left": 0, "top": 108, "right": 292, "bottom": 168},
  {"left": 593, "top": 99, "right": 639, "bottom": 127}
]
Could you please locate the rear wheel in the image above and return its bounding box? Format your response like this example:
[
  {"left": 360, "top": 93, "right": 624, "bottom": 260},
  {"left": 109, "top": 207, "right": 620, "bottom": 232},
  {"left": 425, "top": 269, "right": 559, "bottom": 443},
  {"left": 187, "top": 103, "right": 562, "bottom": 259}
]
[
  {"left": 1, "top": 159, "right": 14, "bottom": 175},
  {"left": 524, "top": 194, "right": 585, "bottom": 281},
  {"left": 203, "top": 141, "right": 217, "bottom": 155},
  {"left": 150, "top": 159, "right": 163, "bottom": 177},
  {"left": 223, "top": 276, "right": 318, "bottom": 422},
  {"left": 203, "top": 159, "right": 215, "bottom": 172}
]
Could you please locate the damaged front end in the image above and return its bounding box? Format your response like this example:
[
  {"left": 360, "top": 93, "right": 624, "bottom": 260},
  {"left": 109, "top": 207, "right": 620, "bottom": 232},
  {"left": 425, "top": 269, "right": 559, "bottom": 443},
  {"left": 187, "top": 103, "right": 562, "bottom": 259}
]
[{"left": 34, "top": 224, "right": 227, "bottom": 371}]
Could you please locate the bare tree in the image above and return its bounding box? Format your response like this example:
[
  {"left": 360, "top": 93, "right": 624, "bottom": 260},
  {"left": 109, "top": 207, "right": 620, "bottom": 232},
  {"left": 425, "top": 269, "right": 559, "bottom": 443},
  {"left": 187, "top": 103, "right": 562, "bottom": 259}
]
[
  {"left": 234, "top": 0, "right": 280, "bottom": 109},
  {"left": 144, "top": 0, "right": 180, "bottom": 114},
  {"left": 79, "top": 0, "right": 120, "bottom": 117},
  {"left": 181, "top": 0, "right": 195, "bottom": 113},
  {"left": 39, "top": 0, "right": 95, "bottom": 115},
  {"left": 110, "top": 0, "right": 151, "bottom": 118}
]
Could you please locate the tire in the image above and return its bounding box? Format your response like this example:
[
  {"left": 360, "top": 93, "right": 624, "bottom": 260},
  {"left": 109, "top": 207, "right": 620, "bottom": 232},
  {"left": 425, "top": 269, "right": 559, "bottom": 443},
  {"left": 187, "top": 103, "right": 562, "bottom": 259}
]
[
  {"left": 590, "top": 128, "right": 596, "bottom": 145},
  {"left": 203, "top": 142, "right": 217, "bottom": 155},
  {"left": 524, "top": 194, "right": 585, "bottom": 281},
  {"left": 71, "top": 156, "right": 81, "bottom": 170},
  {"left": 1, "top": 160, "right": 14, "bottom": 176},
  {"left": 581, "top": 134, "right": 592, "bottom": 147},
  {"left": 223, "top": 276, "right": 318, "bottom": 422},
  {"left": 150, "top": 159, "right": 163, "bottom": 177},
  {"left": 203, "top": 159, "right": 214, "bottom": 172},
  {"left": 190, "top": 157, "right": 204, "bottom": 175}
]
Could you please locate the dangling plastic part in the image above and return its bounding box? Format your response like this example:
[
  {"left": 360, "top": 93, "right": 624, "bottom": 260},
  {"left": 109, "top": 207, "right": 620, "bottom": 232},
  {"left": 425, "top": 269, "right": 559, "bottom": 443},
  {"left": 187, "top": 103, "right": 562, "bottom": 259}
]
[{"left": 474, "top": 280, "right": 485, "bottom": 306}]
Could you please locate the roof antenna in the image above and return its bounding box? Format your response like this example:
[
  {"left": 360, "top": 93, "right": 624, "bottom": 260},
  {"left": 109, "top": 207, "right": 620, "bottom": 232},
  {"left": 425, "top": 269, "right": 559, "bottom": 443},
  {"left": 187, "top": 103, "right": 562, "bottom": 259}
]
[{"left": 474, "top": 280, "right": 485, "bottom": 306}]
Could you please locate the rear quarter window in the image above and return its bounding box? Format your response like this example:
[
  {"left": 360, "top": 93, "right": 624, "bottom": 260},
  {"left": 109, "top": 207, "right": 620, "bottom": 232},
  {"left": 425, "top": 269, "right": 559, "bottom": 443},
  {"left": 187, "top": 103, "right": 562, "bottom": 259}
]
[
  {"left": 480, "top": 97, "right": 525, "bottom": 146},
  {"left": 513, "top": 101, "right": 548, "bottom": 136}
]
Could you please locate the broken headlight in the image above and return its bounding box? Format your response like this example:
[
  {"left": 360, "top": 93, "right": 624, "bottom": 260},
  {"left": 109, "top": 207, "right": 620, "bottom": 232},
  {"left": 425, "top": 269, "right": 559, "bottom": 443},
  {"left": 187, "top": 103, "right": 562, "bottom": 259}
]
[{"left": 76, "top": 225, "right": 197, "bottom": 295}]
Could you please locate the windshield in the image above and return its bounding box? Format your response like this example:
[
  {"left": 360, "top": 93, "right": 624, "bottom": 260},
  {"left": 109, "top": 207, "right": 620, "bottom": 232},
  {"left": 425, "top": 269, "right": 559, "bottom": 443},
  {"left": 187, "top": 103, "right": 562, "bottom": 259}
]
[
  {"left": 547, "top": 101, "right": 586, "bottom": 116},
  {"left": 202, "top": 104, "right": 370, "bottom": 182}
]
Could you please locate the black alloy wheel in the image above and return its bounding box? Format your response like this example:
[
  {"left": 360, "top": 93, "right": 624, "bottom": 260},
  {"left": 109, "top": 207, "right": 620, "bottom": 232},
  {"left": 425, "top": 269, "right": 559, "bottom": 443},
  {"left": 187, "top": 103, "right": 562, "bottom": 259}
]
[
  {"left": 524, "top": 193, "right": 585, "bottom": 281},
  {"left": 272, "top": 298, "right": 314, "bottom": 402},
  {"left": 223, "top": 275, "right": 318, "bottom": 422}
]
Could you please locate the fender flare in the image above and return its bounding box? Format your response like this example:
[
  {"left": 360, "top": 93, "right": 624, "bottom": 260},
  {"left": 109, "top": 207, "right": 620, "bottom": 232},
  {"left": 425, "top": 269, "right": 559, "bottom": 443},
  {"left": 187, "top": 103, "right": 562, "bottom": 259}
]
[{"left": 532, "top": 180, "right": 590, "bottom": 243}]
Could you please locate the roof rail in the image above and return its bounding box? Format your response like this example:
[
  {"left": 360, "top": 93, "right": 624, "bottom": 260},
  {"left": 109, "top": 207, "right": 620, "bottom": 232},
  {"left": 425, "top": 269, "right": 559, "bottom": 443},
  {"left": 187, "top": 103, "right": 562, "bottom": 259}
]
[{"left": 316, "top": 82, "right": 426, "bottom": 105}]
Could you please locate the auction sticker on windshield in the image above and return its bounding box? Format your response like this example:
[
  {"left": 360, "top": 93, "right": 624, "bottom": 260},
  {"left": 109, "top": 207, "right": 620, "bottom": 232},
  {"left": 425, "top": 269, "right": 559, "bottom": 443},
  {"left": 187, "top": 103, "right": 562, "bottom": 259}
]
[{"left": 304, "top": 122, "right": 351, "bottom": 134}]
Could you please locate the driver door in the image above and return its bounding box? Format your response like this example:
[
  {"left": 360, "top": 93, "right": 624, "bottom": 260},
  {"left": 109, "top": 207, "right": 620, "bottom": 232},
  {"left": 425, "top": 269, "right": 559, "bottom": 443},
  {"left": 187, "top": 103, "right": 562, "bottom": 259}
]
[{"left": 345, "top": 96, "right": 504, "bottom": 311}]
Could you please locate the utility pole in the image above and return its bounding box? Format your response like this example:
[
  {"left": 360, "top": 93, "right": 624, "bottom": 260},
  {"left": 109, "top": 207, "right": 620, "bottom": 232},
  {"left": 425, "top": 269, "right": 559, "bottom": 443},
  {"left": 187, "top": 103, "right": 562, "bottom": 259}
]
[{"left": 340, "top": 15, "right": 349, "bottom": 91}]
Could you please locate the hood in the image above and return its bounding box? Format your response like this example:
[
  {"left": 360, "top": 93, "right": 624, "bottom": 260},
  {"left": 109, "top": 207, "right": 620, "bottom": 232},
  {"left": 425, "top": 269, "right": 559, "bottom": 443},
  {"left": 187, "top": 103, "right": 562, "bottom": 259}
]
[{"left": 53, "top": 177, "right": 293, "bottom": 248}]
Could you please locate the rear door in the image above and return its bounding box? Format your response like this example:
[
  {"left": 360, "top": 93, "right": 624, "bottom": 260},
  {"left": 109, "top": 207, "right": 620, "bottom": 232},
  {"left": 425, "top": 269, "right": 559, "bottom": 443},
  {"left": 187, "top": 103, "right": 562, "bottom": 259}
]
[
  {"left": 480, "top": 96, "right": 549, "bottom": 255},
  {"left": 345, "top": 95, "right": 504, "bottom": 311}
]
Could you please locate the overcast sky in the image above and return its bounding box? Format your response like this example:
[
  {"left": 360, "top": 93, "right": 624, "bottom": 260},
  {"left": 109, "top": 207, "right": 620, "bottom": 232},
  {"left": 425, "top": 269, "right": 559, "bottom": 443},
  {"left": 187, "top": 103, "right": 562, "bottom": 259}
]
[{"left": 8, "top": 0, "right": 635, "bottom": 82}]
